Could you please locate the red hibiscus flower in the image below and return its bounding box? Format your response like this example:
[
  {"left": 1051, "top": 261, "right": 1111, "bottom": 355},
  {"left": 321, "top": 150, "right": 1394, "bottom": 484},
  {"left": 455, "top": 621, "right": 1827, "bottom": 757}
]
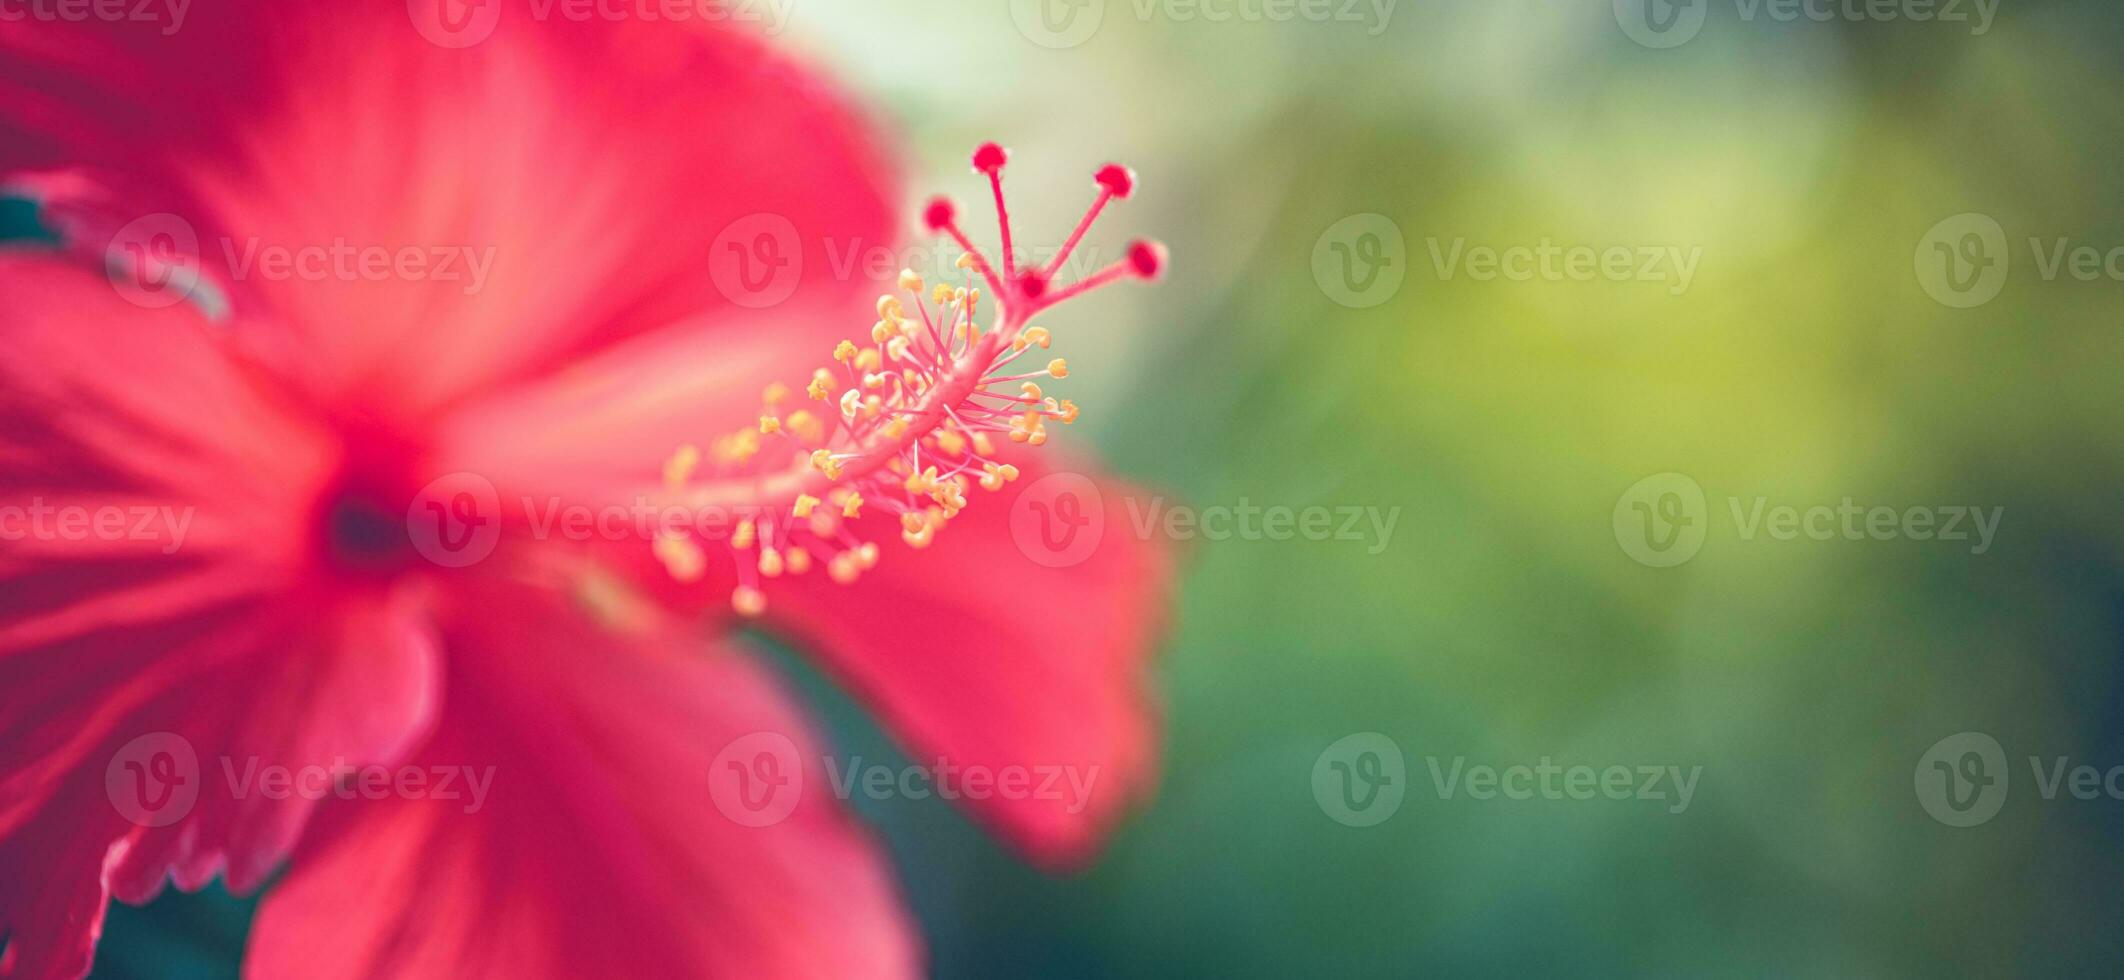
[{"left": 0, "top": 4, "right": 1171, "bottom": 977}]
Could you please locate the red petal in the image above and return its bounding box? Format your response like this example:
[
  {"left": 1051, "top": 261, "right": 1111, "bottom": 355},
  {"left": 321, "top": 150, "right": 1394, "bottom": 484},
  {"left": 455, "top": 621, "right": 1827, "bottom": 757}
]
[
  {"left": 0, "top": 258, "right": 441, "bottom": 977},
  {"left": 761, "top": 456, "right": 1174, "bottom": 866},
  {"left": 1, "top": 3, "right": 897, "bottom": 421},
  {"left": 247, "top": 582, "right": 917, "bottom": 979}
]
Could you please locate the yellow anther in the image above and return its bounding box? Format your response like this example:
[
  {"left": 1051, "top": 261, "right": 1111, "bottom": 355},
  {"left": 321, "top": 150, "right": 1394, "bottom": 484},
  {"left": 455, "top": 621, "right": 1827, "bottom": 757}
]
[
  {"left": 759, "top": 548, "right": 785, "bottom": 578},
  {"left": 931, "top": 478, "right": 967, "bottom": 515},
  {"left": 901, "top": 512, "right": 928, "bottom": 535},
  {"left": 933, "top": 283, "right": 953, "bottom": 305},
  {"left": 899, "top": 269, "right": 923, "bottom": 293},
  {"left": 786, "top": 547, "right": 812, "bottom": 575},
  {"left": 954, "top": 253, "right": 976, "bottom": 270},
  {"left": 653, "top": 533, "right": 705, "bottom": 582},
  {"left": 972, "top": 432, "right": 996, "bottom": 456},
  {"left": 763, "top": 382, "right": 791, "bottom": 407},
  {"left": 839, "top": 388, "right": 862, "bottom": 420},
  {"left": 1057, "top": 399, "right": 1080, "bottom": 424},
  {"left": 715, "top": 429, "right": 761, "bottom": 465},
  {"left": 731, "top": 586, "right": 767, "bottom": 618},
  {"left": 1009, "top": 410, "right": 1045, "bottom": 445},
  {"left": 1021, "top": 381, "right": 1043, "bottom": 401},
  {"left": 903, "top": 466, "right": 939, "bottom": 495},
  {"left": 936, "top": 429, "right": 967, "bottom": 456},
  {"left": 733, "top": 519, "right": 757, "bottom": 549},
  {"left": 876, "top": 295, "right": 903, "bottom": 318},
  {"left": 886, "top": 335, "right": 912, "bottom": 362},
  {"left": 807, "top": 369, "right": 833, "bottom": 401},
  {"left": 863, "top": 394, "right": 884, "bottom": 418},
  {"left": 1047, "top": 358, "right": 1068, "bottom": 378},
  {"left": 1024, "top": 326, "right": 1052, "bottom": 349},
  {"left": 786, "top": 410, "right": 824, "bottom": 445},
  {"left": 855, "top": 347, "right": 882, "bottom": 372},
  {"left": 872, "top": 320, "right": 892, "bottom": 344},
  {"left": 759, "top": 415, "right": 782, "bottom": 435},
  {"left": 810, "top": 449, "right": 843, "bottom": 480},
  {"left": 857, "top": 542, "right": 880, "bottom": 568},
  {"left": 842, "top": 491, "right": 863, "bottom": 518},
  {"left": 828, "top": 553, "right": 860, "bottom": 584},
  {"left": 979, "top": 462, "right": 1022, "bottom": 491},
  {"left": 883, "top": 417, "right": 910, "bottom": 439},
  {"left": 834, "top": 340, "right": 858, "bottom": 363},
  {"left": 793, "top": 494, "right": 820, "bottom": 518},
  {"left": 663, "top": 444, "right": 701, "bottom": 488}
]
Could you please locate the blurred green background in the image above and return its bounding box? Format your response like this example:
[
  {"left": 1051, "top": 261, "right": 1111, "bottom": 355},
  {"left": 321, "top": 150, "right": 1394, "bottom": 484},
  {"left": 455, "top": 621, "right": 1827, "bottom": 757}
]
[{"left": 69, "top": 0, "right": 2124, "bottom": 976}]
